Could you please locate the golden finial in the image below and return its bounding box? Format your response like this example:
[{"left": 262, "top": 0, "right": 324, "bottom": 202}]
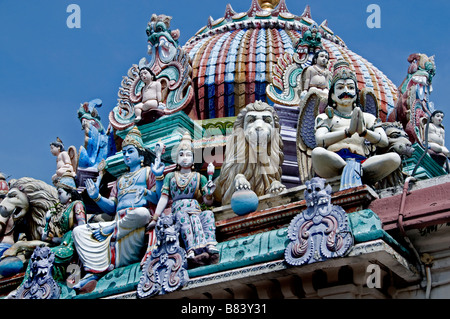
[{"left": 258, "top": 0, "right": 280, "bottom": 10}]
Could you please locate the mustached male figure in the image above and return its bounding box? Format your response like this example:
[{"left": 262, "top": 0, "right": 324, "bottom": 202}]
[{"left": 311, "top": 59, "right": 401, "bottom": 190}]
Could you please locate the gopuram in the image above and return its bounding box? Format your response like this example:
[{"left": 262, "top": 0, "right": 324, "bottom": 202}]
[{"left": 2, "top": 0, "right": 450, "bottom": 301}]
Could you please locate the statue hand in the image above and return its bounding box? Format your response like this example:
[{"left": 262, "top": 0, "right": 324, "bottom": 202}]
[
  {"left": 85, "top": 178, "right": 99, "bottom": 200},
  {"left": 348, "top": 107, "right": 363, "bottom": 135},
  {"left": 135, "top": 187, "right": 146, "bottom": 204},
  {"left": 146, "top": 220, "right": 157, "bottom": 232},
  {"left": 204, "top": 180, "right": 216, "bottom": 195},
  {"left": 353, "top": 107, "right": 366, "bottom": 135},
  {"left": 151, "top": 162, "right": 165, "bottom": 178}
]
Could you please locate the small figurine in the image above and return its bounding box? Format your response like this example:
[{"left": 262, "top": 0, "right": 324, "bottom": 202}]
[
  {"left": 149, "top": 132, "right": 219, "bottom": 264},
  {"left": 50, "top": 137, "right": 77, "bottom": 185},
  {"left": 300, "top": 49, "right": 332, "bottom": 99},
  {"left": 71, "top": 126, "right": 165, "bottom": 293},
  {"left": 133, "top": 67, "right": 165, "bottom": 122},
  {"left": 425, "top": 110, "right": 449, "bottom": 157},
  {"left": 77, "top": 98, "right": 115, "bottom": 169}
]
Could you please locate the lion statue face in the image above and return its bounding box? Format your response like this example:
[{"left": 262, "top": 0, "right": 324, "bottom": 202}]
[
  {"left": 155, "top": 214, "right": 180, "bottom": 247},
  {"left": 0, "top": 187, "right": 29, "bottom": 221},
  {"left": 29, "top": 246, "right": 55, "bottom": 279},
  {"left": 382, "top": 122, "right": 414, "bottom": 158},
  {"left": 0, "top": 177, "right": 58, "bottom": 240},
  {"left": 146, "top": 14, "right": 180, "bottom": 48},
  {"left": 216, "top": 101, "right": 284, "bottom": 205},
  {"left": 243, "top": 110, "right": 274, "bottom": 153},
  {"left": 304, "top": 177, "right": 332, "bottom": 209}
]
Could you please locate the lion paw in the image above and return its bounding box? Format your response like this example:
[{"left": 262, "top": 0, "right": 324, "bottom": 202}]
[
  {"left": 234, "top": 174, "right": 251, "bottom": 191},
  {"left": 267, "top": 181, "right": 286, "bottom": 194}
]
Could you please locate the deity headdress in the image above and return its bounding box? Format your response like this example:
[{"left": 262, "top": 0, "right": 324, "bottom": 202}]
[
  {"left": 177, "top": 131, "right": 193, "bottom": 153},
  {"left": 122, "top": 126, "right": 146, "bottom": 151},
  {"left": 50, "top": 137, "right": 65, "bottom": 151},
  {"left": 330, "top": 59, "right": 358, "bottom": 89},
  {"left": 56, "top": 172, "right": 77, "bottom": 190}
]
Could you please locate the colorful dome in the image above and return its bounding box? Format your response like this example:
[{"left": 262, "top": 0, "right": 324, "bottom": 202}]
[{"left": 182, "top": 0, "right": 398, "bottom": 121}]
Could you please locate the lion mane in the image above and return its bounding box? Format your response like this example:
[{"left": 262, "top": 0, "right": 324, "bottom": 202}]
[
  {"left": 9, "top": 177, "right": 59, "bottom": 241},
  {"left": 216, "top": 101, "right": 284, "bottom": 205}
]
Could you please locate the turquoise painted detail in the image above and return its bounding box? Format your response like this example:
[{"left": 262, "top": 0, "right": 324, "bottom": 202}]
[
  {"left": 347, "top": 209, "right": 411, "bottom": 258},
  {"left": 403, "top": 143, "right": 447, "bottom": 180}
]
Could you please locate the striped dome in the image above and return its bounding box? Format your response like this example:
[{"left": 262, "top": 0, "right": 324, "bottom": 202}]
[{"left": 182, "top": 0, "right": 398, "bottom": 121}]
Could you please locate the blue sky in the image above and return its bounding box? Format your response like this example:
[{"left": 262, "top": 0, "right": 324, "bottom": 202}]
[{"left": 0, "top": 0, "right": 449, "bottom": 185}]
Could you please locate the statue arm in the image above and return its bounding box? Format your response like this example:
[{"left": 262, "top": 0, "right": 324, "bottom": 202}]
[
  {"left": 156, "top": 81, "right": 162, "bottom": 103},
  {"left": 362, "top": 127, "right": 388, "bottom": 148},
  {"left": 85, "top": 178, "right": 116, "bottom": 215},
  {"left": 315, "top": 125, "right": 349, "bottom": 148},
  {"left": 73, "top": 202, "right": 87, "bottom": 226},
  {"left": 200, "top": 174, "right": 215, "bottom": 206},
  {"left": 361, "top": 115, "right": 389, "bottom": 148}
]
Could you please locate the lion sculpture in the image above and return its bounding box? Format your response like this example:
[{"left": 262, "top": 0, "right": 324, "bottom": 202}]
[
  {"left": 215, "top": 101, "right": 286, "bottom": 205},
  {"left": 374, "top": 122, "right": 414, "bottom": 189},
  {"left": 0, "top": 177, "right": 59, "bottom": 278}
]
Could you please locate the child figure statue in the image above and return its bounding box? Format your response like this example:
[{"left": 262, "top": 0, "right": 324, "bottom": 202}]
[
  {"left": 134, "top": 67, "right": 165, "bottom": 122},
  {"left": 426, "top": 110, "right": 450, "bottom": 157},
  {"left": 148, "top": 132, "right": 219, "bottom": 265},
  {"left": 50, "top": 138, "right": 76, "bottom": 185}
]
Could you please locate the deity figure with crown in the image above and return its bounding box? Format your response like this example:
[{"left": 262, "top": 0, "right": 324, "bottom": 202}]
[
  {"left": 310, "top": 60, "right": 402, "bottom": 189},
  {"left": 71, "top": 126, "right": 165, "bottom": 293},
  {"left": 149, "top": 132, "right": 219, "bottom": 265}
]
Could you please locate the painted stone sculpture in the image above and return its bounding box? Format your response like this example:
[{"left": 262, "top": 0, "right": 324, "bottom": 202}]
[
  {"left": 42, "top": 173, "right": 87, "bottom": 281},
  {"left": 295, "top": 23, "right": 323, "bottom": 55},
  {"left": 7, "top": 246, "right": 60, "bottom": 299},
  {"left": 266, "top": 27, "right": 329, "bottom": 107},
  {"left": 285, "top": 177, "right": 353, "bottom": 266},
  {"left": 299, "top": 49, "right": 331, "bottom": 99},
  {"left": 77, "top": 98, "right": 115, "bottom": 170},
  {"left": 296, "top": 59, "right": 401, "bottom": 190},
  {"left": 0, "top": 172, "right": 8, "bottom": 201},
  {"left": 0, "top": 177, "right": 59, "bottom": 278},
  {"left": 216, "top": 101, "right": 286, "bottom": 205},
  {"left": 137, "top": 213, "right": 189, "bottom": 298},
  {"left": 230, "top": 174, "right": 259, "bottom": 216},
  {"left": 149, "top": 132, "right": 219, "bottom": 265},
  {"left": 110, "top": 14, "right": 194, "bottom": 130},
  {"left": 71, "top": 126, "right": 165, "bottom": 293},
  {"left": 388, "top": 53, "right": 436, "bottom": 144},
  {"left": 371, "top": 122, "right": 414, "bottom": 188},
  {"left": 419, "top": 110, "right": 449, "bottom": 168},
  {"left": 0, "top": 172, "right": 13, "bottom": 267},
  {"left": 50, "top": 138, "right": 77, "bottom": 185}
]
